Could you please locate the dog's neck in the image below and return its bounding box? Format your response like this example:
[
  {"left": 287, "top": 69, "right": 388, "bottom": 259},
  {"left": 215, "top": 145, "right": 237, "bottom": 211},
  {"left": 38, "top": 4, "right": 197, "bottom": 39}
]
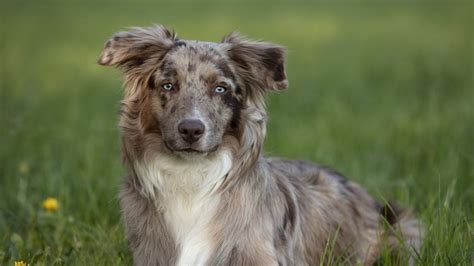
[{"left": 133, "top": 148, "right": 233, "bottom": 202}]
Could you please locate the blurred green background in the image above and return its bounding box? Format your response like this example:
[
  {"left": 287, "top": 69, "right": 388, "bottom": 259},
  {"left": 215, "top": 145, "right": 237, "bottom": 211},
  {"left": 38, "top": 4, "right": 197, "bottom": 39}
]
[{"left": 1, "top": 0, "right": 472, "bottom": 265}]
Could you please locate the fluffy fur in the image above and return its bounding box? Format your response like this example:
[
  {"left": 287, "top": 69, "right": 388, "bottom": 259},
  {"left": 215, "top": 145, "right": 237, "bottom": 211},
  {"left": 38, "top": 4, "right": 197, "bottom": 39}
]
[{"left": 98, "top": 25, "right": 424, "bottom": 265}]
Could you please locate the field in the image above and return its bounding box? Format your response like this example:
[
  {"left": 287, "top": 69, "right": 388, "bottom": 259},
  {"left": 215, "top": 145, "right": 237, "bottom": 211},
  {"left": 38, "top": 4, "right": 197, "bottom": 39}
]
[{"left": 1, "top": 0, "right": 472, "bottom": 265}]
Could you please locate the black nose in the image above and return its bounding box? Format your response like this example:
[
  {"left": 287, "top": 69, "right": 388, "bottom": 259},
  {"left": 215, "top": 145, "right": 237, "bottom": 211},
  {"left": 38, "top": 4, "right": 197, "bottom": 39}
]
[{"left": 178, "top": 119, "right": 205, "bottom": 144}]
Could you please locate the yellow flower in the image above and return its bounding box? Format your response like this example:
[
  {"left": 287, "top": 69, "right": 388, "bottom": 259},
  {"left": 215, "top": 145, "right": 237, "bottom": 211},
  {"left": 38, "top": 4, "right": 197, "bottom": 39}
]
[
  {"left": 42, "top": 197, "right": 59, "bottom": 212},
  {"left": 14, "top": 261, "right": 29, "bottom": 266},
  {"left": 18, "top": 162, "right": 29, "bottom": 175}
]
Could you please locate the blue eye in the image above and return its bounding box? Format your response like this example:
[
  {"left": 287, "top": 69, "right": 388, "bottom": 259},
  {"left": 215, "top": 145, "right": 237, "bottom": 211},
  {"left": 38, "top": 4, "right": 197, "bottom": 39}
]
[
  {"left": 214, "top": 86, "right": 227, "bottom": 94},
  {"left": 162, "top": 83, "right": 174, "bottom": 91}
]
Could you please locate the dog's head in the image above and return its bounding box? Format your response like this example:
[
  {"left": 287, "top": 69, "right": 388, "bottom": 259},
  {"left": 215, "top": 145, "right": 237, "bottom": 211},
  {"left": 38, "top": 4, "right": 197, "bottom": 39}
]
[{"left": 99, "top": 25, "right": 287, "bottom": 159}]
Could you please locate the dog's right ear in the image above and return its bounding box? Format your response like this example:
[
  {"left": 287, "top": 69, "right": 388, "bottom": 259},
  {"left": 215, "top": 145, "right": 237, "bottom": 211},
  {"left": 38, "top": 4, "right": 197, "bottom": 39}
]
[{"left": 98, "top": 25, "right": 177, "bottom": 70}]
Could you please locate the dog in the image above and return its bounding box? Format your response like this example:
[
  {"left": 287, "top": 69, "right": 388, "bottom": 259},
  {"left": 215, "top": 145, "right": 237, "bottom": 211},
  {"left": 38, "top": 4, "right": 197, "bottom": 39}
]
[{"left": 98, "top": 25, "right": 424, "bottom": 265}]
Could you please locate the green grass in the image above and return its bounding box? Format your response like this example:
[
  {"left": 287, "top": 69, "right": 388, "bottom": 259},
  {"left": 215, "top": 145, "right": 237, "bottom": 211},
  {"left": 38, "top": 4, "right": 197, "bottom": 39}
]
[{"left": 1, "top": 0, "right": 472, "bottom": 265}]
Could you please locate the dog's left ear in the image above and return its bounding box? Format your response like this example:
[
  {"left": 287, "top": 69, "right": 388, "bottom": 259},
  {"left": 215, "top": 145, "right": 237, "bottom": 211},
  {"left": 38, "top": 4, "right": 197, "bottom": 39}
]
[{"left": 222, "top": 32, "right": 288, "bottom": 91}]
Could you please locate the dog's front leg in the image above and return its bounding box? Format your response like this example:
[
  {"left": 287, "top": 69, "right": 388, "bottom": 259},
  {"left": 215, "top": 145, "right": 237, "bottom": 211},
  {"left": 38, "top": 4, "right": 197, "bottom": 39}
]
[
  {"left": 207, "top": 212, "right": 281, "bottom": 265},
  {"left": 210, "top": 242, "right": 279, "bottom": 266},
  {"left": 120, "top": 179, "right": 178, "bottom": 266}
]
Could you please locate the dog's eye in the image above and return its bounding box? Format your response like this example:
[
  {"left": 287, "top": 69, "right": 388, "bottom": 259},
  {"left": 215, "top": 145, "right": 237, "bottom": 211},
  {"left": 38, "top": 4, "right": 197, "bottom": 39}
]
[
  {"left": 214, "top": 86, "right": 227, "bottom": 94},
  {"left": 162, "top": 83, "right": 174, "bottom": 91}
]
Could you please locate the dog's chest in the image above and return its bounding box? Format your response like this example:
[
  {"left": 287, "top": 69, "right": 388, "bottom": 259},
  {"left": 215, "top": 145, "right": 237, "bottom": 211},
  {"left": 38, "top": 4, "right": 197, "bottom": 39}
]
[
  {"left": 164, "top": 194, "right": 219, "bottom": 265},
  {"left": 134, "top": 151, "right": 232, "bottom": 265}
]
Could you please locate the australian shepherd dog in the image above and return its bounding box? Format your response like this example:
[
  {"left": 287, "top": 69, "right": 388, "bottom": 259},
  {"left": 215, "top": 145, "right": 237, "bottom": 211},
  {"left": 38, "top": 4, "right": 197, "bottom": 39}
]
[{"left": 98, "top": 25, "right": 424, "bottom": 265}]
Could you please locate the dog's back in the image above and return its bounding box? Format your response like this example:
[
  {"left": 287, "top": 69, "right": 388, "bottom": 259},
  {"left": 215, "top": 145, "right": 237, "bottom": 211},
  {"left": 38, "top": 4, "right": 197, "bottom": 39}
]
[{"left": 267, "top": 158, "right": 424, "bottom": 264}]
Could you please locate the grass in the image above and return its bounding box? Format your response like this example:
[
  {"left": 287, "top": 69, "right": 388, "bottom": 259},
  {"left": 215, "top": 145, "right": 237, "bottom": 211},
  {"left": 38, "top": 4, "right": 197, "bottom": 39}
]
[{"left": 1, "top": 0, "right": 472, "bottom": 265}]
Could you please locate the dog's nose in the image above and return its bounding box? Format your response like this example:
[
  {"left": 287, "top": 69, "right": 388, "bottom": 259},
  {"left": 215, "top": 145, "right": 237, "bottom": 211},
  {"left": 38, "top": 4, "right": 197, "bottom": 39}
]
[{"left": 178, "top": 119, "right": 205, "bottom": 143}]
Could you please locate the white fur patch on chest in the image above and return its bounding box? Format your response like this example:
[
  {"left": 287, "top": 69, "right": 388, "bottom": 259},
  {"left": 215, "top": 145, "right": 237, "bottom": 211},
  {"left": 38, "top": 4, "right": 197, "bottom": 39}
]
[{"left": 134, "top": 149, "right": 233, "bottom": 265}]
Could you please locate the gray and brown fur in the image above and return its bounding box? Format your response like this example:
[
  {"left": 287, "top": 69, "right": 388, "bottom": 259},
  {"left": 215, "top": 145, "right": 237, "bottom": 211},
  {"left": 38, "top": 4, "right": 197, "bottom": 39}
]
[{"left": 98, "top": 25, "right": 424, "bottom": 265}]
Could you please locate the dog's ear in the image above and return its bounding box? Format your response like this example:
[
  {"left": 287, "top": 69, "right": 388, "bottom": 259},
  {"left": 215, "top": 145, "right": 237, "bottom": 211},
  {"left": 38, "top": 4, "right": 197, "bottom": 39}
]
[
  {"left": 222, "top": 32, "right": 288, "bottom": 91},
  {"left": 98, "top": 25, "right": 177, "bottom": 69}
]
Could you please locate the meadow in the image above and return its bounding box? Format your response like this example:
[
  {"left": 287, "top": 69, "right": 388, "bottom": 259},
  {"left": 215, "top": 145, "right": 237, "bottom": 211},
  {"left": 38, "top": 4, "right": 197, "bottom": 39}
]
[{"left": 1, "top": 0, "right": 472, "bottom": 265}]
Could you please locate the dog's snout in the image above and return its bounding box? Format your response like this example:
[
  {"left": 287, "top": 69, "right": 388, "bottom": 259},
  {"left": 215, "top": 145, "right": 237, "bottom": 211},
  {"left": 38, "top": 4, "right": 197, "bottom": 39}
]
[{"left": 178, "top": 119, "right": 205, "bottom": 143}]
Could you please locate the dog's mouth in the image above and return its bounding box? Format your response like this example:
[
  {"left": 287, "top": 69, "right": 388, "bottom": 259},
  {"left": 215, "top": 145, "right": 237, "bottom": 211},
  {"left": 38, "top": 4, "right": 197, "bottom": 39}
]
[{"left": 164, "top": 141, "right": 219, "bottom": 155}]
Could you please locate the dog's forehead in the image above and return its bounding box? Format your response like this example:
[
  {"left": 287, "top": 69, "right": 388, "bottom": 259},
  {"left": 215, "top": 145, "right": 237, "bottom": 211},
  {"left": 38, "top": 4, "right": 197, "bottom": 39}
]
[
  {"left": 163, "top": 40, "right": 234, "bottom": 80},
  {"left": 170, "top": 40, "right": 226, "bottom": 59}
]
